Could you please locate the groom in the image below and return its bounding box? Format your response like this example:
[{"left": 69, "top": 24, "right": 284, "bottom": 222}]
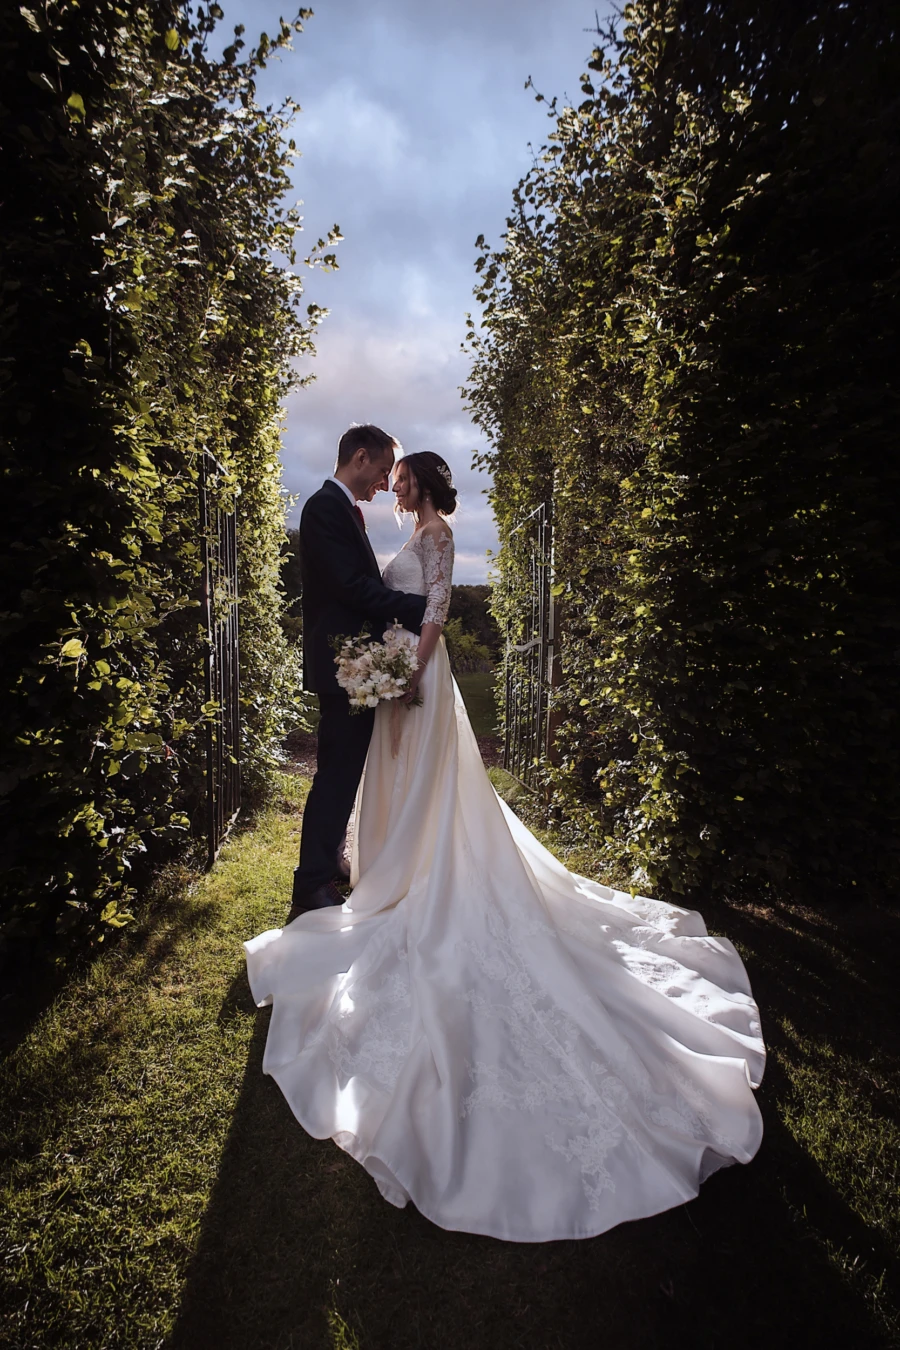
[{"left": 290, "top": 424, "right": 427, "bottom": 919}]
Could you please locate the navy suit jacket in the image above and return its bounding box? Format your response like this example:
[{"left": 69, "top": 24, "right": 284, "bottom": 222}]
[{"left": 298, "top": 480, "right": 427, "bottom": 696}]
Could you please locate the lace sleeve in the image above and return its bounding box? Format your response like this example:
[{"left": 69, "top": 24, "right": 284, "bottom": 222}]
[{"left": 419, "top": 527, "right": 455, "bottom": 626}]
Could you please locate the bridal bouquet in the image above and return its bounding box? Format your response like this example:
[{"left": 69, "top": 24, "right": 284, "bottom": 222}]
[{"left": 333, "top": 622, "right": 421, "bottom": 711}]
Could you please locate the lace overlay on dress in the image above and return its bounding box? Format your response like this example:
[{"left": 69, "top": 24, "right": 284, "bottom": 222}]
[
  {"left": 455, "top": 903, "right": 739, "bottom": 1211},
  {"left": 321, "top": 921, "right": 412, "bottom": 1095},
  {"left": 382, "top": 525, "right": 454, "bottom": 627},
  {"left": 457, "top": 911, "right": 625, "bottom": 1206}
]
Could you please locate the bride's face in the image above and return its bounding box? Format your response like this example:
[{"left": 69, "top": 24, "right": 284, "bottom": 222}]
[{"left": 393, "top": 460, "right": 420, "bottom": 514}]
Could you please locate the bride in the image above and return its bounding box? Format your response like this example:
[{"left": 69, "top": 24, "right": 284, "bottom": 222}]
[{"left": 244, "top": 451, "right": 765, "bottom": 1243}]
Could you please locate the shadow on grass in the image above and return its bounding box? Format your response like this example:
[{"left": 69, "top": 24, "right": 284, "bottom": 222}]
[
  {"left": 0, "top": 772, "right": 290, "bottom": 1066},
  {"left": 167, "top": 927, "right": 897, "bottom": 1350},
  {"left": 2, "top": 876, "right": 227, "bottom": 1168},
  {"left": 711, "top": 897, "right": 900, "bottom": 1273},
  {"left": 0, "top": 847, "right": 210, "bottom": 1064}
]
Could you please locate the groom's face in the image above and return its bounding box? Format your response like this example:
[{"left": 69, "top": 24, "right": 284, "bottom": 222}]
[{"left": 361, "top": 449, "right": 394, "bottom": 501}]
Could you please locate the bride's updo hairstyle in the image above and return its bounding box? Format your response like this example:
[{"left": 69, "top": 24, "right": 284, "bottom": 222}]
[{"left": 400, "top": 451, "right": 458, "bottom": 517}]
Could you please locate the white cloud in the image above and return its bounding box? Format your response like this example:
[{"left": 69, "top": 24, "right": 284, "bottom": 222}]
[
  {"left": 282, "top": 311, "right": 496, "bottom": 571},
  {"left": 301, "top": 78, "right": 415, "bottom": 176},
  {"left": 226, "top": 0, "right": 610, "bottom": 581}
]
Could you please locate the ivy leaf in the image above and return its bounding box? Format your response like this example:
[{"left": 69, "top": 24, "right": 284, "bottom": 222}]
[
  {"left": 27, "top": 71, "right": 55, "bottom": 94},
  {"left": 100, "top": 901, "right": 133, "bottom": 927}
]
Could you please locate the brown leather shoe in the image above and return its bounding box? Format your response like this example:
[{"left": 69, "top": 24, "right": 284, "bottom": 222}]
[
  {"left": 334, "top": 836, "right": 351, "bottom": 882},
  {"left": 286, "top": 879, "right": 344, "bottom": 924}
]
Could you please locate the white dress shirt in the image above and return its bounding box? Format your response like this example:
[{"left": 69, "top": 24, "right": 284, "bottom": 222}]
[{"left": 328, "top": 475, "right": 358, "bottom": 506}]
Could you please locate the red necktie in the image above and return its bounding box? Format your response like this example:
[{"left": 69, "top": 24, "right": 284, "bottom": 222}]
[{"left": 353, "top": 503, "right": 366, "bottom": 531}]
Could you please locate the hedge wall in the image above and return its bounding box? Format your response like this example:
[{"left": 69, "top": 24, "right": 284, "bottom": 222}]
[
  {"left": 468, "top": 0, "right": 900, "bottom": 902},
  {"left": 0, "top": 2, "right": 335, "bottom": 952}
]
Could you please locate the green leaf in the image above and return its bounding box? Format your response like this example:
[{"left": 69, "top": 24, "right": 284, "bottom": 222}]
[
  {"left": 27, "top": 71, "right": 55, "bottom": 94},
  {"left": 60, "top": 638, "right": 85, "bottom": 660},
  {"left": 101, "top": 901, "right": 133, "bottom": 928},
  {"left": 66, "top": 92, "right": 85, "bottom": 118},
  {"left": 164, "top": 28, "right": 180, "bottom": 50},
  {"left": 126, "top": 731, "right": 164, "bottom": 751}
]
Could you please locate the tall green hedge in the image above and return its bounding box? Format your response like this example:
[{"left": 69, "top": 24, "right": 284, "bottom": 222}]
[
  {"left": 468, "top": 0, "right": 900, "bottom": 902},
  {"left": 0, "top": 1, "right": 335, "bottom": 951}
]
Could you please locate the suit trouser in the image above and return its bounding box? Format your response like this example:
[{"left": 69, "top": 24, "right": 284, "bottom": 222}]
[{"left": 295, "top": 692, "right": 375, "bottom": 891}]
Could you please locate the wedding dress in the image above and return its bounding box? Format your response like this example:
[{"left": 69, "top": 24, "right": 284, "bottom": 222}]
[{"left": 244, "top": 525, "right": 765, "bottom": 1242}]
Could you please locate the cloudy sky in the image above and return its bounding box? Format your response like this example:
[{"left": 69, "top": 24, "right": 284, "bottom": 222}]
[{"left": 227, "top": 0, "right": 608, "bottom": 580}]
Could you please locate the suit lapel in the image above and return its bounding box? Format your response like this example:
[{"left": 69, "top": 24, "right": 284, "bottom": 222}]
[
  {"left": 359, "top": 524, "right": 380, "bottom": 575},
  {"left": 321, "top": 480, "right": 381, "bottom": 578}
]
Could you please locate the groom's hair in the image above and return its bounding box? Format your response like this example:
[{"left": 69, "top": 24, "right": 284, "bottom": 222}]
[{"left": 337, "top": 424, "right": 399, "bottom": 467}]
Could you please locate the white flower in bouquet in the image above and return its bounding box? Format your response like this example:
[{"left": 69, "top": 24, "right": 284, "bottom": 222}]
[{"left": 333, "top": 623, "right": 421, "bottom": 712}]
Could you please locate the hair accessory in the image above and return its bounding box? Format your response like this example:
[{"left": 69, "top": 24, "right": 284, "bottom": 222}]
[{"left": 436, "top": 463, "right": 453, "bottom": 487}]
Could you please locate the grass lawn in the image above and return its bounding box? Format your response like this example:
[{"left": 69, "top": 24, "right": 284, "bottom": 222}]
[
  {"left": 454, "top": 671, "right": 499, "bottom": 738},
  {"left": 2, "top": 770, "right": 898, "bottom": 1349}
]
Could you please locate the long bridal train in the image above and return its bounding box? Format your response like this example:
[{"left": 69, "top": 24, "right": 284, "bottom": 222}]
[{"left": 244, "top": 629, "right": 765, "bottom": 1243}]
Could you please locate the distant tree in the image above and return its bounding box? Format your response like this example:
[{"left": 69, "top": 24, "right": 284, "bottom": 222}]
[
  {"left": 448, "top": 586, "right": 501, "bottom": 659},
  {"left": 443, "top": 618, "right": 493, "bottom": 675}
]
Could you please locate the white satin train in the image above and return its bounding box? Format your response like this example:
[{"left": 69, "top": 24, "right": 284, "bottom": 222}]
[{"left": 244, "top": 637, "right": 765, "bottom": 1243}]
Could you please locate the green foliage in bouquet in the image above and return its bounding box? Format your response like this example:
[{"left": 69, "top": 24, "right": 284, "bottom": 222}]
[
  {"left": 467, "top": 0, "right": 900, "bottom": 901},
  {"left": 0, "top": 1, "right": 336, "bottom": 954}
]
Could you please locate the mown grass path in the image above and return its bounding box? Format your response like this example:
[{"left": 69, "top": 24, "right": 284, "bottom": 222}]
[{"left": 2, "top": 774, "right": 898, "bottom": 1349}]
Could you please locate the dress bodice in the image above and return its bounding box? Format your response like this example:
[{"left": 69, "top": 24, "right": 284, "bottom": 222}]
[{"left": 382, "top": 526, "right": 454, "bottom": 626}]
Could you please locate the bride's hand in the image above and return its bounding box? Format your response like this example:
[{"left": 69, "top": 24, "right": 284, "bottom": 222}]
[{"left": 403, "top": 663, "right": 425, "bottom": 705}]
